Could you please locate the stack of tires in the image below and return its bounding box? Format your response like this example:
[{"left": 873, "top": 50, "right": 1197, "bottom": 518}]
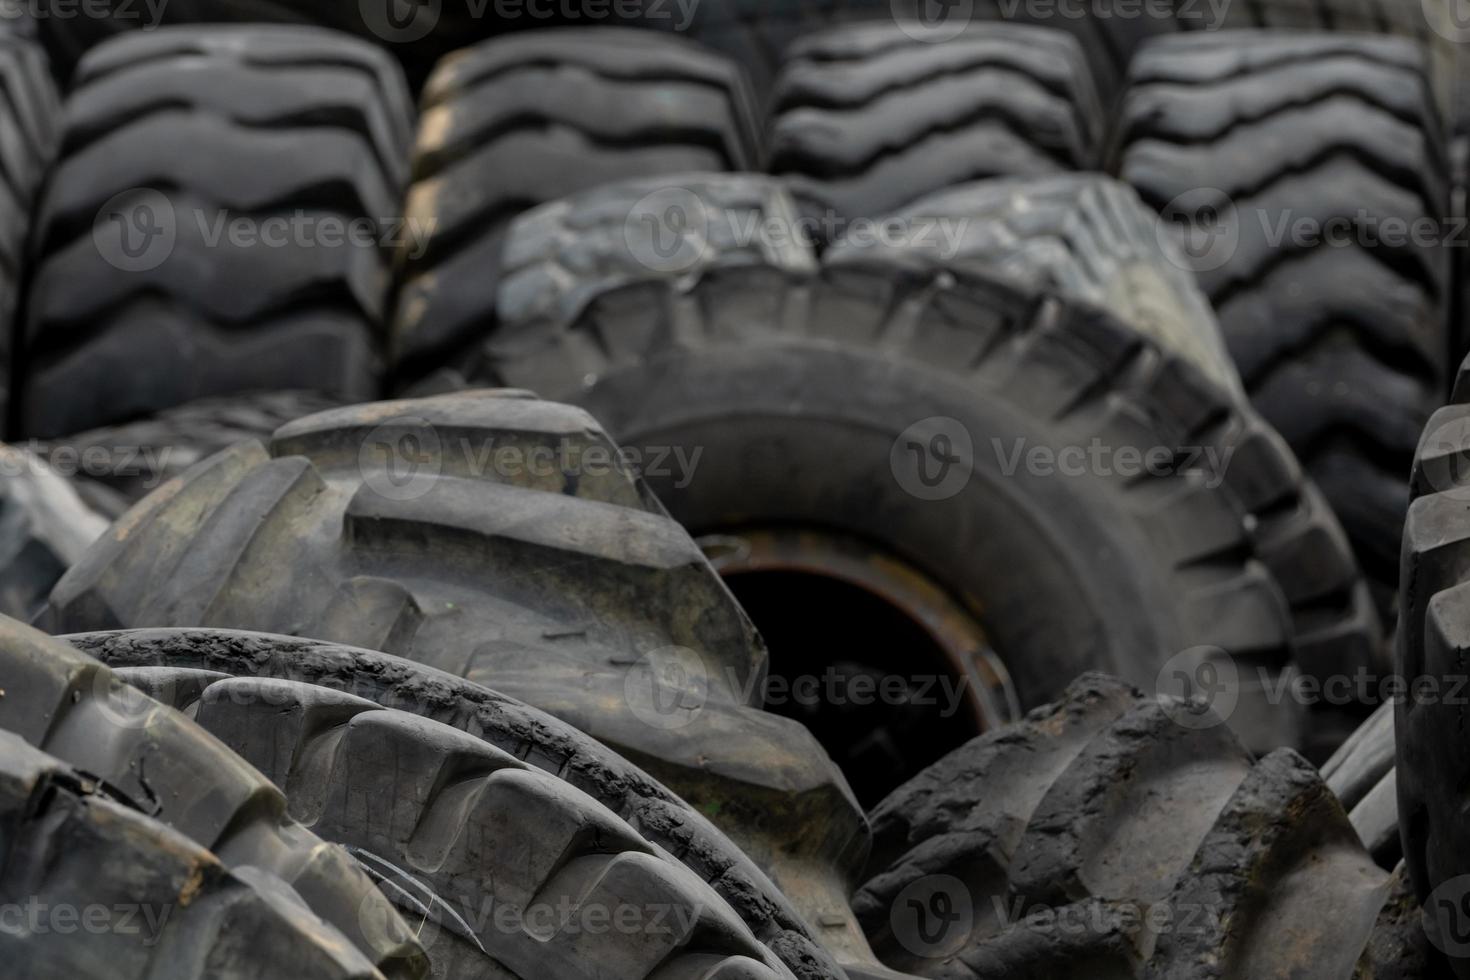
[{"left": 0, "top": 2, "right": 1465, "bottom": 978}]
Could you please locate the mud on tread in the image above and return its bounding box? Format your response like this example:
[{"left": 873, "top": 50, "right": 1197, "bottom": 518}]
[
  {"left": 0, "top": 616, "right": 426, "bottom": 977},
  {"left": 0, "top": 733, "right": 398, "bottom": 980},
  {"left": 63, "top": 625, "right": 847, "bottom": 980}
]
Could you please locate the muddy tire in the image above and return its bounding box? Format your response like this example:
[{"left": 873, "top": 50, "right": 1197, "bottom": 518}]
[
  {"left": 1113, "top": 31, "right": 1450, "bottom": 625},
  {"left": 855, "top": 674, "right": 1439, "bottom": 978},
  {"left": 442, "top": 180, "right": 1383, "bottom": 760},
  {"left": 0, "top": 734, "right": 391, "bottom": 979},
  {"left": 766, "top": 23, "right": 1103, "bottom": 232},
  {"left": 0, "top": 35, "right": 57, "bottom": 430},
  {"left": 0, "top": 444, "right": 106, "bottom": 620},
  {"left": 16, "top": 25, "right": 411, "bottom": 439},
  {"left": 75, "top": 636, "right": 800, "bottom": 980},
  {"left": 63, "top": 626, "right": 848, "bottom": 980},
  {"left": 391, "top": 28, "right": 762, "bottom": 378},
  {"left": 0, "top": 616, "right": 427, "bottom": 976},
  {"left": 41, "top": 390, "right": 876, "bottom": 969}
]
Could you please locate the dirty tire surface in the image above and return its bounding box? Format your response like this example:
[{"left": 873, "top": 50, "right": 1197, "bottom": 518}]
[
  {"left": 1114, "top": 31, "right": 1450, "bottom": 626},
  {"left": 17, "top": 25, "right": 411, "bottom": 438},
  {"left": 450, "top": 243, "right": 1382, "bottom": 759},
  {"left": 66, "top": 625, "right": 847, "bottom": 980},
  {"left": 391, "top": 28, "right": 762, "bottom": 378},
  {"left": 42, "top": 390, "right": 871, "bottom": 972},
  {"left": 766, "top": 23, "right": 1104, "bottom": 232},
  {"left": 856, "top": 673, "right": 1433, "bottom": 978},
  {"left": 0, "top": 733, "right": 391, "bottom": 979},
  {"left": 0, "top": 616, "right": 428, "bottom": 977}
]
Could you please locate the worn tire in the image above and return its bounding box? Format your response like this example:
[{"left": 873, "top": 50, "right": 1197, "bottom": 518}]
[
  {"left": 85, "top": 643, "right": 800, "bottom": 980},
  {"left": 766, "top": 23, "right": 1103, "bottom": 232},
  {"left": 42, "top": 390, "right": 877, "bottom": 969},
  {"left": 1113, "top": 31, "right": 1450, "bottom": 625},
  {"left": 1322, "top": 701, "right": 1400, "bottom": 870},
  {"left": 0, "top": 734, "right": 390, "bottom": 979},
  {"left": 0, "top": 443, "right": 106, "bottom": 620},
  {"left": 16, "top": 25, "right": 411, "bottom": 439},
  {"left": 41, "top": 390, "right": 347, "bottom": 516},
  {"left": 65, "top": 626, "right": 848, "bottom": 980},
  {"left": 444, "top": 181, "right": 1384, "bottom": 759},
  {"left": 391, "top": 28, "right": 762, "bottom": 378},
  {"left": 0, "top": 34, "right": 57, "bottom": 430},
  {"left": 0, "top": 615, "right": 427, "bottom": 976},
  {"left": 855, "top": 674, "right": 1441, "bottom": 978}
]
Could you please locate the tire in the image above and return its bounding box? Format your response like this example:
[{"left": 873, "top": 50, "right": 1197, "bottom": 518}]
[
  {"left": 391, "top": 28, "right": 762, "bottom": 378},
  {"left": 443, "top": 176, "right": 1384, "bottom": 761},
  {"left": 1322, "top": 701, "right": 1400, "bottom": 870},
  {"left": 0, "top": 615, "right": 427, "bottom": 977},
  {"left": 0, "top": 734, "right": 388, "bottom": 979},
  {"left": 1394, "top": 351, "right": 1470, "bottom": 976},
  {"left": 765, "top": 23, "right": 1104, "bottom": 233},
  {"left": 63, "top": 626, "right": 848, "bottom": 980},
  {"left": 0, "top": 35, "right": 57, "bottom": 430},
  {"left": 1113, "top": 31, "right": 1450, "bottom": 626},
  {"left": 41, "top": 390, "right": 877, "bottom": 970},
  {"left": 40, "top": 390, "right": 347, "bottom": 516},
  {"left": 0, "top": 443, "right": 106, "bottom": 620},
  {"left": 854, "top": 674, "right": 1443, "bottom": 978},
  {"left": 15, "top": 25, "right": 411, "bottom": 439},
  {"left": 78, "top": 637, "right": 800, "bottom": 980}
]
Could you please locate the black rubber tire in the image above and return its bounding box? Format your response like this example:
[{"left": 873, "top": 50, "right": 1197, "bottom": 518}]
[
  {"left": 64, "top": 626, "right": 848, "bottom": 980},
  {"left": 1393, "top": 350, "right": 1470, "bottom": 976},
  {"left": 15, "top": 25, "right": 412, "bottom": 439},
  {"left": 855, "top": 673, "right": 1443, "bottom": 978},
  {"left": 765, "top": 23, "right": 1104, "bottom": 232},
  {"left": 441, "top": 176, "right": 1384, "bottom": 759},
  {"left": 40, "top": 390, "right": 348, "bottom": 516},
  {"left": 0, "top": 34, "right": 57, "bottom": 431},
  {"left": 0, "top": 443, "right": 105, "bottom": 620},
  {"left": 41, "top": 389, "right": 876, "bottom": 970},
  {"left": 0, "top": 734, "right": 389, "bottom": 979},
  {"left": 85, "top": 642, "right": 800, "bottom": 980},
  {"left": 1113, "top": 31, "right": 1451, "bottom": 626},
  {"left": 391, "top": 28, "right": 762, "bottom": 378},
  {"left": 1322, "top": 701, "right": 1400, "bottom": 870},
  {"left": 0, "top": 615, "right": 428, "bottom": 977}
]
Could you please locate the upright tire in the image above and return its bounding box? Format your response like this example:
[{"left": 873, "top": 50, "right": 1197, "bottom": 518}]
[
  {"left": 42, "top": 390, "right": 877, "bottom": 969},
  {"left": 391, "top": 28, "right": 762, "bottom": 377},
  {"left": 16, "top": 26, "right": 412, "bottom": 439},
  {"left": 65, "top": 626, "right": 847, "bottom": 980},
  {"left": 439, "top": 174, "right": 1383, "bottom": 762},
  {"left": 1113, "top": 31, "right": 1451, "bottom": 624},
  {"left": 0, "top": 734, "right": 389, "bottom": 980},
  {"left": 856, "top": 674, "right": 1442, "bottom": 978},
  {"left": 766, "top": 23, "right": 1104, "bottom": 233},
  {"left": 0, "top": 615, "right": 428, "bottom": 977}
]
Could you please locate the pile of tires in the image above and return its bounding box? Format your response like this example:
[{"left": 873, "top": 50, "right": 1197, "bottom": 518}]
[{"left": 0, "top": 4, "right": 1466, "bottom": 979}]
